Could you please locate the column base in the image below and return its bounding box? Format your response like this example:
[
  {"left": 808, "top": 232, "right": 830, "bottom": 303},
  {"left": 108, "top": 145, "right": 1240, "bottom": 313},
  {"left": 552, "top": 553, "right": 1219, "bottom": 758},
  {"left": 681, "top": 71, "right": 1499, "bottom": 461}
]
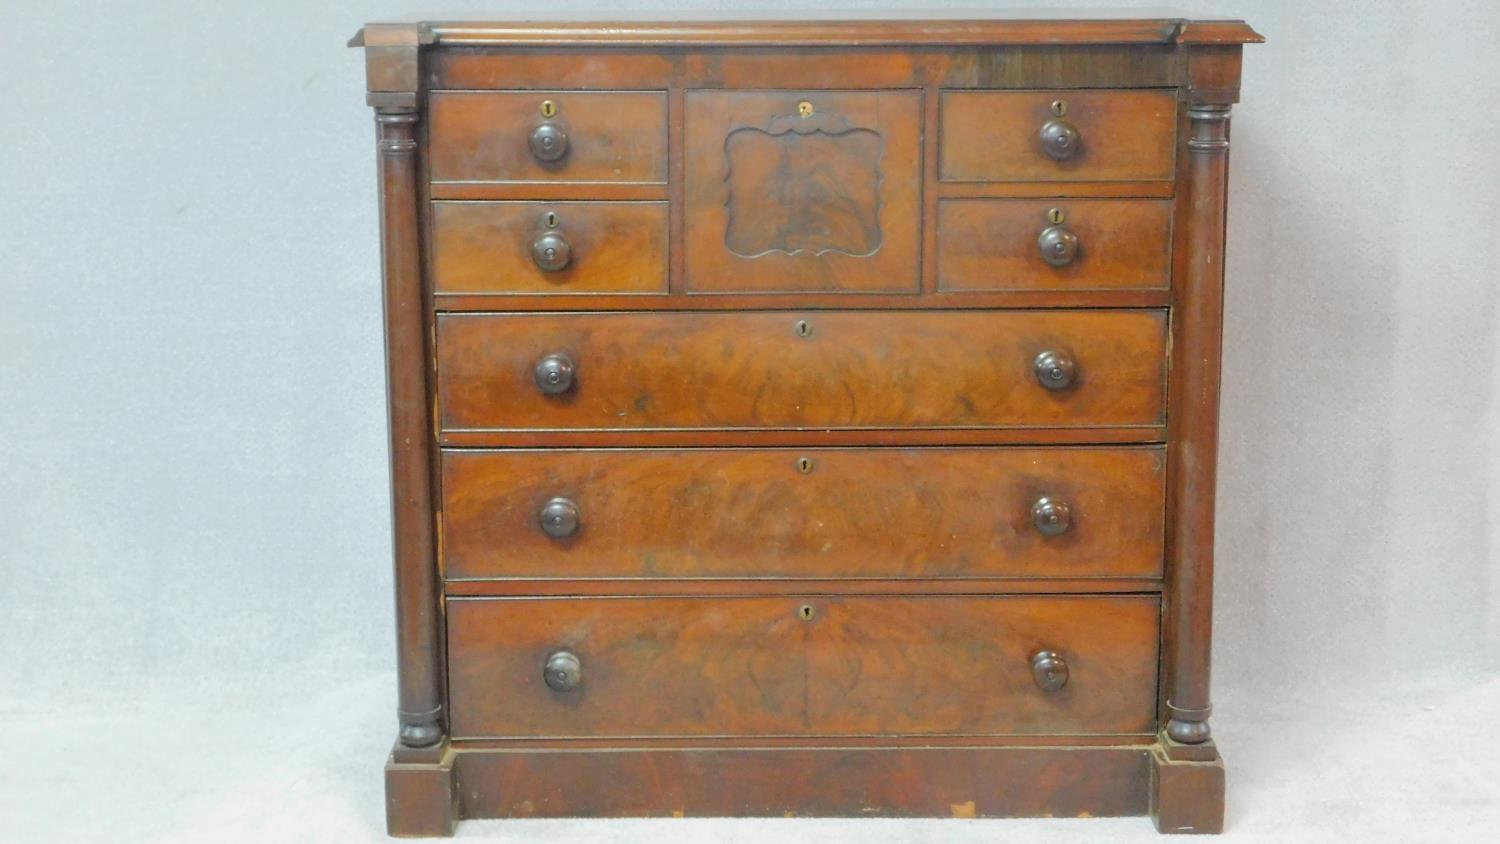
[
  {"left": 385, "top": 741, "right": 457, "bottom": 838},
  {"left": 1150, "top": 739, "right": 1225, "bottom": 834}
]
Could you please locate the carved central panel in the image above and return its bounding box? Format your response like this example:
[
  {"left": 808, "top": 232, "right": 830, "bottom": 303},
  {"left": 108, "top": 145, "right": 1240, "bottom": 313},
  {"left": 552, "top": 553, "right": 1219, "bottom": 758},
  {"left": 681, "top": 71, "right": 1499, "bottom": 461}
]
[
  {"left": 683, "top": 90, "right": 923, "bottom": 293},
  {"left": 723, "top": 121, "right": 884, "bottom": 258}
]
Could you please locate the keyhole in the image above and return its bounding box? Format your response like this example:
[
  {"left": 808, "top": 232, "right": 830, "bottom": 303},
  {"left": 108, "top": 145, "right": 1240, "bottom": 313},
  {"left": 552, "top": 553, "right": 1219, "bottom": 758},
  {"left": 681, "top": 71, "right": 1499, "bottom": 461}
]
[
  {"left": 1051, "top": 99, "right": 1067, "bottom": 116},
  {"left": 544, "top": 211, "right": 559, "bottom": 229},
  {"left": 540, "top": 99, "right": 557, "bottom": 118},
  {"left": 798, "top": 604, "right": 815, "bottom": 621},
  {"left": 797, "top": 100, "right": 814, "bottom": 117},
  {"left": 1048, "top": 207, "right": 1065, "bottom": 225},
  {"left": 794, "top": 320, "right": 812, "bottom": 337},
  {"left": 796, "top": 457, "right": 814, "bottom": 474}
]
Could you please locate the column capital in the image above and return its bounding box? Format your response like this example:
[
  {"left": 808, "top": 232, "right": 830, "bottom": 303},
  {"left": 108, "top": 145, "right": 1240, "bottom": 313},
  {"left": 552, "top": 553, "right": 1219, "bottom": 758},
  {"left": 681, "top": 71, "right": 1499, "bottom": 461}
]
[{"left": 351, "top": 22, "right": 431, "bottom": 110}]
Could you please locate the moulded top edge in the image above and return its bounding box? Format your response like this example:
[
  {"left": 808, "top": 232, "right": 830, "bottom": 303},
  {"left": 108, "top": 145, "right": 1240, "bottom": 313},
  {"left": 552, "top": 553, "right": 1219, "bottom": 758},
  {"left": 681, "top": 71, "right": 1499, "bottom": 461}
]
[{"left": 349, "top": 15, "right": 1264, "bottom": 49}]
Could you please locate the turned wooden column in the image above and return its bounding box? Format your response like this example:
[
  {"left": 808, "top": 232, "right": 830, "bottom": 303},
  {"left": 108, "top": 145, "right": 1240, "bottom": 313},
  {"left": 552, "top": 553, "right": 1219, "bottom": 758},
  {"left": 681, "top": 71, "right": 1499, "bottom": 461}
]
[
  {"left": 1164, "top": 99, "right": 1233, "bottom": 745},
  {"left": 358, "top": 23, "right": 445, "bottom": 750}
]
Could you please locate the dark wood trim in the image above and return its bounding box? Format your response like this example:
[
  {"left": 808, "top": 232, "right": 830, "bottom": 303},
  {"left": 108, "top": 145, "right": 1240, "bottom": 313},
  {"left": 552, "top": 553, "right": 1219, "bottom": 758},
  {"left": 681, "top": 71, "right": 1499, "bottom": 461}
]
[
  {"left": 394, "top": 18, "right": 1261, "bottom": 48},
  {"left": 443, "top": 577, "right": 1164, "bottom": 597},
  {"left": 1162, "top": 87, "right": 1234, "bottom": 746},
  {"left": 451, "top": 744, "right": 1154, "bottom": 819},
  {"left": 437, "top": 426, "right": 1167, "bottom": 449},
  {"left": 430, "top": 290, "right": 1174, "bottom": 311},
  {"left": 385, "top": 743, "right": 456, "bottom": 837},
  {"left": 429, "top": 181, "right": 668, "bottom": 201},
  {"left": 365, "top": 28, "right": 446, "bottom": 752},
  {"left": 1150, "top": 742, "right": 1225, "bottom": 833},
  {"left": 451, "top": 734, "right": 1156, "bottom": 750},
  {"left": 937, "top": 180, "right": 1175, "bottom": 199}
]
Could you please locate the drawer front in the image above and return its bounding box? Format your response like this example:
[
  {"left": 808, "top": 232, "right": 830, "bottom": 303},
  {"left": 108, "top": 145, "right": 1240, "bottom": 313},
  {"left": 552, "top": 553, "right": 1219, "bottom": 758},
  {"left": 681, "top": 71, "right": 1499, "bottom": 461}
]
[
  {"left": 436, "top": 310, "right": 1167, "bottom": 434},
  {"left": 938, "top": 199, "right": 1173, "bottom": 291},
  {"left": 442, "top": 447, "right": 1165, "bottom": 581},
  {"left": 940, "top": 90, "right": 1176, "bottom": 182},
  {"left": 432, "top": 201, "right": 668, "bottom": 295},
  {"left": 429, "top": 91, "right": 668, "bottom": 184},
  {"left": 683, "top": 90, "right": 923, "bottom": 292},
  {"left": 448, "top": 595, "right": 1159, "bottom": 738}
]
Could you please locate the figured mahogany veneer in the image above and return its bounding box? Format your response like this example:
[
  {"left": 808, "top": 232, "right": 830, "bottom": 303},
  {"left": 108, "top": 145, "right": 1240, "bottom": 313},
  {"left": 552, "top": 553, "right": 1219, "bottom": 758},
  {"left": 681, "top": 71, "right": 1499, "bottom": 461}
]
[
  {"left": 435, "top": 310, "right": 1167, "bottom": 436},
  {"left": 440, "top": 446, "right": 1166, "bottom": 581},
  {"left": 940, "top": 90, "right": 1178, "bottom": 182},
  {"left": 683, "top": 90, "right": 923, "bottom": 292},
  {"left": 354, "top": 12, "right": 1260, "bottom": 838},
  {"left": 432, "top": 201, "right": 668, "bottom": 294},
  {"left": 447, "top": 595, "right": 1160, "bottom": 739},
  {"left": 937, "top": 199, "right": 1174, "bottom": 291},
  {"left": 429, "top": 90, "right": 668, "bottom": 184}
]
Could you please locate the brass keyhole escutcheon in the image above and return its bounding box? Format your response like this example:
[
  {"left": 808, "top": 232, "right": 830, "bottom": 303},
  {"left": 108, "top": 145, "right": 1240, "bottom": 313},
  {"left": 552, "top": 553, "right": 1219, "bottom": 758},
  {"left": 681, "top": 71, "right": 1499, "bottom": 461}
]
[
  {"left": 543, "top": 211, "right": 560, "bottom": 229},
  {"left": 796, "top": 457, "right": 814, "bottom": 474},
  {"left": 1051, "top": 99, "right": 1067, "bottom": 116},
  {"left": 1048, "top": 207, "right": 1066, "bottom": 225},
  {"left": 540, "top": 99, "right": 557, "bottom": 118},
  {"left": 798, "top": 604, "right": 815, "bottom": 621},
  {"left": 794, "top": 319, "right": 812, "bottom": 337},
  {"left": 797, "top": 100, "right": 814, "bottom": 117}
]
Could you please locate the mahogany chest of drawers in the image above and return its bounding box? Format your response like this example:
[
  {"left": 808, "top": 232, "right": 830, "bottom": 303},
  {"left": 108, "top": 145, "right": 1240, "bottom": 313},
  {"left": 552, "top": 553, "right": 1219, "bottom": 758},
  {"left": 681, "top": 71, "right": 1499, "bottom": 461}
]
[{"left": 352, "top": 13, "right": 1261, "bottom": 837}]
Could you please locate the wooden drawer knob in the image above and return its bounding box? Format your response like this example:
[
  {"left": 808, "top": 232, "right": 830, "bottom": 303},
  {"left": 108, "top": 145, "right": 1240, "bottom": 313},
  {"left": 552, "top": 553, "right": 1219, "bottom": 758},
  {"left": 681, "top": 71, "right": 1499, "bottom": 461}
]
[
  {"left": 1033, "top": 349, "right": 1076, "bottom": 391},
  {"left": 539, "top": 497, "right": 580, "bottom": 539},
  {"left": 529, "top": 121, "right": 569, "bottom": 162},
  {"left": 1039, "top": 118, "right": 1080, "bottom": 161},
  {"left": 1031, "top": 650, "right": 1069, "bottom": 692},
  {"left": 534, "top": 353, "right": 576, "bottom": 395},
  {"left": 544, "top": 650, "right": 582, "bottom": 692},
  {"left": 532, "top": 230, "right": 572, "bottom": 272},
  {"left": 1031, "top": 497, "right": 1072, "bottom": 536},
  {"left": 1037, "top": 224, "right": 1079, "bottom": 267}
]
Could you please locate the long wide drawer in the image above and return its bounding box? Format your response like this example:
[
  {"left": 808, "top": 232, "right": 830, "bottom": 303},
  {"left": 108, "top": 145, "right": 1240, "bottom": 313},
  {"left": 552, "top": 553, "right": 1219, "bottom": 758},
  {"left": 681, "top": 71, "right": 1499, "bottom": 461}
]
[
  {"left": 447, "top": 595, "right": 1160, "bottom": 739},
  {"left": 441, "top": 446, "right": 1165, "bottom": 581},
  {"left": 435, "top": 310, "right": 1167, "bottom": 436}
]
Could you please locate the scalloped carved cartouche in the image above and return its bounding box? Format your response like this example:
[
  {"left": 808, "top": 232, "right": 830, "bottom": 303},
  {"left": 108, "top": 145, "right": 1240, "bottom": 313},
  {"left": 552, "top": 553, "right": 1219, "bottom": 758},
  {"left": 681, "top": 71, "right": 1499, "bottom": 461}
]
[{"left": 722, "top": 109, "right": 885, "bottom": 259}]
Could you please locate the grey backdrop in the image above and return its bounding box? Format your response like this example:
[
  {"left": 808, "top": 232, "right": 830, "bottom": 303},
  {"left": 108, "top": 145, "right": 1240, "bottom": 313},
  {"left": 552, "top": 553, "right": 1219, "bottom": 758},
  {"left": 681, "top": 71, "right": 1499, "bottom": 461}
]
[{"left": 3, "top": 1, "right": 1497, "bottom": 841}]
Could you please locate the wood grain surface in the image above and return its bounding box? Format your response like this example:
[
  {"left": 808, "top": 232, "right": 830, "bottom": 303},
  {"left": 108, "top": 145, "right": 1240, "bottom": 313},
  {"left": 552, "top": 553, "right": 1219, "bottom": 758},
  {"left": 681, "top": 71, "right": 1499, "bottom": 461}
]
[
  {"left": 429, "top": 90, "right": 668, "bottom": 184},
  {"left": 940, "top": 90, "right": 1177, "bottom": 182},
  {"left": 447, "top": 594, "right": 1160, "bottom": 738},
  {"left": 431, "top": 201, "right": 668, "bottom": 295},
  {"left": 937, "top": 198, "right": 1173, "bottom": 291},
  {"left": 435, "top": 309, "right": 1168, "bottom": 436},
  {"left": 440, "top": 446, "right": 1166, "bottom": 580},
  {"left": 683, "top": 90, "right": 923, "bottom": 292}
]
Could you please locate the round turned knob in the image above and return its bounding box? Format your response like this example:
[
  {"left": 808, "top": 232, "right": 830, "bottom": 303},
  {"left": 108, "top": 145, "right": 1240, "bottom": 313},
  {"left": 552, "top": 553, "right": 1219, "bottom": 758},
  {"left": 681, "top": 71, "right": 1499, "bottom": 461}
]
[
  {"left": 1037, "top": 225, "right": 1079, "bottom": 267},
  {"left": 533, "top": 353, "right": 575, "bottom": 395},
  {"left": 532, "top": 231, "right": 572, "bottom": 272},
  {"left": 544, "top": 650, "right": 582, "bottom": 692},
  {"left": 1033, "top": 349, "right": 1076, "bottom": 391},
  {"left": 539, "top": 497, "right": 580, "bottom": 539},
  {"left": 1031, "top": 650, "right": 1069, "bottom": 692},
  {"left": 1039, "top": 118, "right": 1081, "bottom": 161},
  {"left": 529, "top": 122, "right": 569, "bottom": 162},
  {"left": 1031, "top": 496, "right": 1072, "bottom": 537}
]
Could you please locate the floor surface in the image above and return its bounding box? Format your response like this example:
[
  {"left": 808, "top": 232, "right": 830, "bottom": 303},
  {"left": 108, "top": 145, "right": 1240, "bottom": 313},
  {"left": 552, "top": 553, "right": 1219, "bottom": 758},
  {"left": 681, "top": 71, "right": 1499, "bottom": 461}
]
[{"left": 3, "top": 672, "right": 1496, "bottom": 842}]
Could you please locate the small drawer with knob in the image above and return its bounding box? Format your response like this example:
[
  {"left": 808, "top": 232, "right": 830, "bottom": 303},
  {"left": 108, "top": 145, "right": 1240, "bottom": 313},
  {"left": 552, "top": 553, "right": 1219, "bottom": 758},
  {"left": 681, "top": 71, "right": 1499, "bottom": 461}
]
[
  {"left": 445, "top": 594, "right": 1160, "bottom": 739},
  {"left": 937, "top": 199, "right": 1172, "bottom": 292},
  {"left": 939, "top": 90, "right": 1177, "bottom": 182},
  {"left": 431, "top": 200, "right": 668, "bottom": 295},
  {"left": 435, "top": 309, "right": 1167, "bottom": 437},
  {"left": 428, "top": 91, "right": 668, "bottom": 184},
  {"left": 439, "top": 446, "right": 1166, "bottom": 581}
]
